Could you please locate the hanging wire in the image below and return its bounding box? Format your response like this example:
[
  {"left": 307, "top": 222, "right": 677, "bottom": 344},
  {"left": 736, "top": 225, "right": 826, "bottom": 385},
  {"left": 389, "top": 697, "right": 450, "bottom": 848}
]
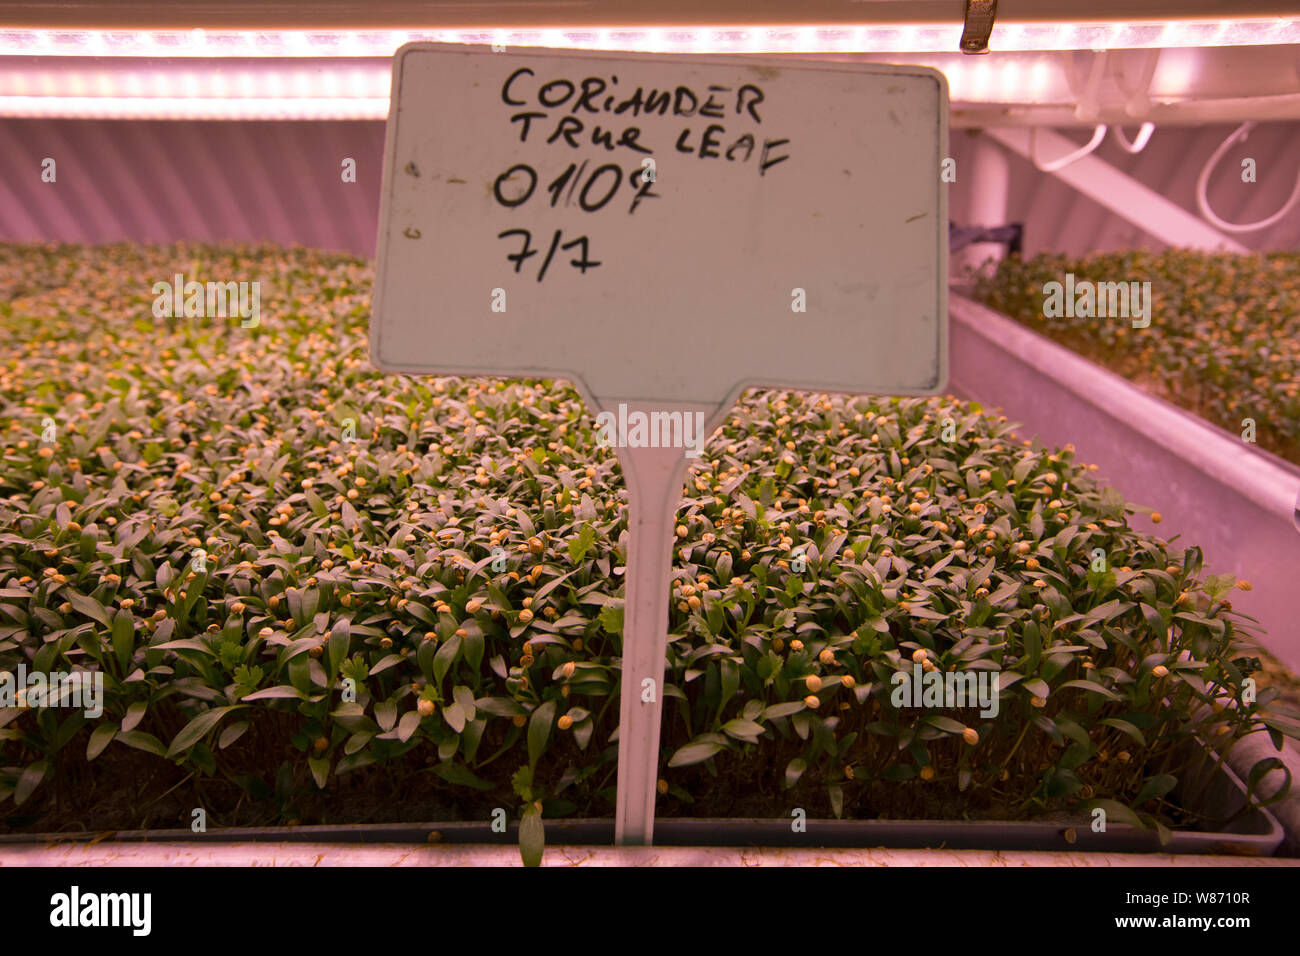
[
  {"left": 1028, "top": 124, "right": 1107, "bottom": 172},
  {"left": 1111, "top": 122, "right": 1155, "bottom": 153},
  {"left": 1195, "top": 121, "right": 1300, "bottom": 233}
]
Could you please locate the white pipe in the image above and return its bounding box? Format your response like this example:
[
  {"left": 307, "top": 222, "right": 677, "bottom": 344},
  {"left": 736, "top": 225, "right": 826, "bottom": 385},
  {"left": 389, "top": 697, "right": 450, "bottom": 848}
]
[
  {"left": 1195, "top": 121, "right": 1300, "bottom": 233},
  {"left": 959, "top": 132, "right": 1012, "bottom": 276},
  {"left": 951, "top": 94, "right": 1300, "bottom": 128},
  {"left": 986, "top": 126, "right": 1249, "bottom": 252},
  {"left": 1111, "top": 122, "right": 1155, "bottom": 153},
  {"left": 1028, "top": 124, "right": 1107, "bottom": 172}
]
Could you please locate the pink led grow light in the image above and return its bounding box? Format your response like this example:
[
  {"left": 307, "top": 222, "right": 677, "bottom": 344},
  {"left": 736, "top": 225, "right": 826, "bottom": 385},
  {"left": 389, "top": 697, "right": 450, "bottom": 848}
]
[
  {"left": 0, "top": 19, "right": 1297, "bottom": 58},
  {"left": 1, "top": 19, "right": 1297, "bottom": 119}
]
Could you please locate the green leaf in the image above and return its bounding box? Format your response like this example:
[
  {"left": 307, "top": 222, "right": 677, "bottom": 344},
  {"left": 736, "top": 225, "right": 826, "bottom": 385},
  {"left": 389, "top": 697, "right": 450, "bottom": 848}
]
[
  {"left": 762, "top": 701, "right": 806, "bottom": 720},
  {"left": 668, "top": 739, "right": 726, "bottom": 767},
  {"left": 1099, "top": 717, "right": 1146, "bottom": 746},
  {"left": 112, "top": 608, "right": 134, "bottom": 674},
  {"left": 241, "top": 685, "right": 307, "bottom": 701},
  {"left": 67, "top": 591, "right": 112, "bottom": 628},
  {"left": 519, "top": 805, "right": 544, "bottom": 867},
  {"left": 87, "top": 723, "right": 116, "bottom": 760},
  {"left": 1134, "top": 773, "right": 1177, "bottom": 806},
  {"left": 1059, "top": 679, "right": 1122, "bottom": 700},
  {"left": 784, "top": 757, "right": 807, "bottom": 788},
  {"left": 369, "top": 653, "right": 404, "bottom": 676},
  {"left": 115, "top": 730, "right": 167, "bottom": 757},
  {"left": 722, "top": 718, "right": 765, "bottom": 741},
  {"left": 327, "top": 617, "right": 350, "bottom": 679},
  {"left": 308, "top": 755, "right": 330, "bottom": 789},
  {"left": 433, "top": 633, "right": 461, "bottom": 686},
  {"left": 153, "top": 638, "right": 217, "bottom": 657},
  {"left": 304, "top": 489, "right": 328, "bottom": 518},
  {"left": 375, "top": 699, "right": 397, "bottom": 732},
  {"left": 828, "top": 783, "right": 844, "bottom": 819},
  {"left": 452, "top": 685, "right": 477, "bottom": 722},
  {"left": 598, "top": 605, "right": 623, "bottom": 635},
  {"left": 533, "top": 568, "right": 578, "bottom": 604},
  {"left": 463, "top": 631, "right": 484, "bottom": 674},
  {"left": 121, "top": 700, "right": 147, "bottom": 733},
  {"left": 476, "top": 697, "right": 526, "bottom": 718},
  {"left": 443, "top": 701, "right": 466, "bottom": 733},
  {"left": 14, "top": 759, "right": 49, "bottom": 806},
  {"left": 528, "top": 700, "right": 556, "bottom": 767},
  {"left": 970, "top": 557, "right": 995, "bottom": 593},
  {"left": 218, "top": 720, "right": 250, "bottom": 749},
  {"left": 1021, "top": 678, "right": 1051, "bottom": 698},
  {"left": 166, "top": 705, "right": 240, "bottom": 759},
  {"left": 1139, "top": 603, "right": 1168, "bottom": 641},
  {"left": 432, "top": 762, "right": 495, "bottom": 791},
  {"left": 512, "top": 765, "right": 534, "bottom": 801},
  {"left": 336, "top": 751, "right": 376, "bottom": 775},
  {"left": 396, "top": 710, "right": 421, "bottom": 743},
  {"left": 719, "top": 658, "right": 740, "bottom": 713},
  {"left": 567, "top": 523, "right": 597, "bottom": 564},
  {"left": 1022, "top": 620, "right": 1042, "bottom": 674}
]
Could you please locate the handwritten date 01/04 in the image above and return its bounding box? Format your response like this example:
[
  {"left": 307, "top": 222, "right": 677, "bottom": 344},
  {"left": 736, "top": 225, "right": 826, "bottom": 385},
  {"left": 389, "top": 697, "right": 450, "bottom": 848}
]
[{"left": 499, "top": 228, "right": 600, "bottom": 282}]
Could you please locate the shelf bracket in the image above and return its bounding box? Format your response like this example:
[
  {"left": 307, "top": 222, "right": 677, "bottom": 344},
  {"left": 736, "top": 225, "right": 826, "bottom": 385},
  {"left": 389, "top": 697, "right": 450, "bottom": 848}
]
[{"left": 960, "top": 0, "right": 997, "bottom": 54}]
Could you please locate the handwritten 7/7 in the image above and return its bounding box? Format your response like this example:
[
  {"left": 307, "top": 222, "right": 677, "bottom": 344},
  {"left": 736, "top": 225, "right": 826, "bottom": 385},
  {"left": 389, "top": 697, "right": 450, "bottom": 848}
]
[{"left": 498, "top": 229, "right": 600, "bottom": 282}]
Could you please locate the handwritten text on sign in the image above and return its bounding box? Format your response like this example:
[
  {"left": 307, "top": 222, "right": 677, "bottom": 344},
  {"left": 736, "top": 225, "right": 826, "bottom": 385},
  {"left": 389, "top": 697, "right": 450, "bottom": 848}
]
[
  {"left": 492, "top": 68, "right": 791, "bottom": 281},
  {"left": 372, "top": 46, "right": 946, "bottom": 408}
]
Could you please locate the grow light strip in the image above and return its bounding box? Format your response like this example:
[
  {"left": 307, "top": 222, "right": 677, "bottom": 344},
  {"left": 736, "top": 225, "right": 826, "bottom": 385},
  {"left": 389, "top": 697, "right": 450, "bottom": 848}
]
[
  {"left": 0, "top": 57, "right": 1054, "bottom": 120},
  {"left": 0, "top": 47, "right": 1272, "bottom": 121},
  {"left": 0, "top": 95, "right": 390, "bottom": 120},
  {"left": 0, "top": 19, "right": 1298, "bottom": 57}
]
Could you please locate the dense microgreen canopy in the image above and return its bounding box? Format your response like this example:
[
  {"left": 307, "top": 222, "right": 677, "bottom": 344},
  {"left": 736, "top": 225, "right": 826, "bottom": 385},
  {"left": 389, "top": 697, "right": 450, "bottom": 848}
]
[
  {"left": 975, "top": 249, "right": 1300, "bottom": 466},
  {"left": 0, "top": 243, "right": 1293, "bottom": 837}
]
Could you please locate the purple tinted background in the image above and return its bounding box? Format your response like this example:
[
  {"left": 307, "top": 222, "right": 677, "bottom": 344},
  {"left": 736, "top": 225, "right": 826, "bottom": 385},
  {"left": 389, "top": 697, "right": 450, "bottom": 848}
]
[
  {"left": 0, "top": 119, "right": 385, "bottom": 255},
  {"left": 0, "top": 118, "right": 1297, "bottom": 257}
]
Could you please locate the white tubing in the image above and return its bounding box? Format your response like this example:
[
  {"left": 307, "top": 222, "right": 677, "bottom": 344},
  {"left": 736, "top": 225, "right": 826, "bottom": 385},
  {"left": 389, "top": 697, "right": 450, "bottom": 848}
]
[
  {"left": 1111, "top": 122, "right": 1155, "bottom": 153},
  {"left": 1029, "top": 123, "right": 1107, "bottom": 172},
  {"left": 1195, "top": 121, "right": 1300, "bottom": 233},
  {"left": 986, "top": 126, "right": 1249, "bottom": 252}
]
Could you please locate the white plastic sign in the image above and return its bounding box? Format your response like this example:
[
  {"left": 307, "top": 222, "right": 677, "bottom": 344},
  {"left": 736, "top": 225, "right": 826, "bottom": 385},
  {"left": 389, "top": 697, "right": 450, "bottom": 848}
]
[
  {"left": 371, "top": 43, "right": 947, "bottom": 847},
  {"left": 371, "top": 44, "right": 947, "bottom": 408}
]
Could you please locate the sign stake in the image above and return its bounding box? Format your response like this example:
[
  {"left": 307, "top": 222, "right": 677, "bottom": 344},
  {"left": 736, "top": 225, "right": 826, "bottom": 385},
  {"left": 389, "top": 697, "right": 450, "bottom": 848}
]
[{"left": 609, "top": 396, "right": 729, "bottom": 845}]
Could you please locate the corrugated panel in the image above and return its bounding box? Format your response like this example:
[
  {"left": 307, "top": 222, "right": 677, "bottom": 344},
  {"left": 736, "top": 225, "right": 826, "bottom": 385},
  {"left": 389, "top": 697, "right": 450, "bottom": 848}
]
[
  {"left": 0, "top": 117, "right": 385, "bottom": 255},
  {"left": 0, "top": 117, "right": 1296, "bottom": 257}
]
